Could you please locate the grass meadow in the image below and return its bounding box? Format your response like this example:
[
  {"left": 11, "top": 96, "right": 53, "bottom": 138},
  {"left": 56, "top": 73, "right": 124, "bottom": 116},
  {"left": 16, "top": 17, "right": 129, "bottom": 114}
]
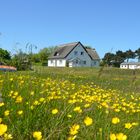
[{"left": 0, "top": 67, "right": 140, "bottom": 140}]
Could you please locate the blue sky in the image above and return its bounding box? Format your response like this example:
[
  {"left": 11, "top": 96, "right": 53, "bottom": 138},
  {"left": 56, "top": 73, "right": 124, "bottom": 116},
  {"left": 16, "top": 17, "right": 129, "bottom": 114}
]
[{"left": 0, "top": 0, "right": 140, "bottom": 58}]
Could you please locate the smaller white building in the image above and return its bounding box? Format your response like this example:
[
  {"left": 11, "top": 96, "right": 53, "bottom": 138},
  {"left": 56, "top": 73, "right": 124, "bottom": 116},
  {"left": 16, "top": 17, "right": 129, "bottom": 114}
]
[{"left": 120, "top": 62, "right": 140, "bottom": 69}]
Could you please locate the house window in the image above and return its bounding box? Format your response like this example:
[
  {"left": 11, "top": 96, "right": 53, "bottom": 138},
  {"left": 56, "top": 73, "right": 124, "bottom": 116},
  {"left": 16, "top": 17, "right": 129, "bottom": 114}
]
[
  {"left": 81, "top": 52, "right": 84, "bottom": 55},
  {"left": 54, "top": 52, "right": 59, "bottom": 56},
  {"left": 59, "top": 60, "right": 62, "bottom": 64},
  {"left": 74, "top": 51, "right": 78, "bottom": 55},
  {"left": 76, "top": 60, "right": 78, "bottom": 64},
  {"left": 94, "top": 61, "right": 96, "bottom": 65},
  {"left": 51, "top": 60, "right": 53, "bottom": 64},
  {"left": 83, "top": 61, "right": 86, "bottom": 64}
]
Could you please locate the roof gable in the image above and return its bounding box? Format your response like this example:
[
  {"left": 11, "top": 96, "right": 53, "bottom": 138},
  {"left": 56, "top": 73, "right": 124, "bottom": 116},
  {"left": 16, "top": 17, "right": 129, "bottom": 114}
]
[
  {"left": 86, "top": 48, "right": 100, "bottom": 60},
  {"left": 48, "top": 41, "right": 100, "bottom": 60},
  {"left": 48, "top": 42, "right": 80, "bottom": 59}
]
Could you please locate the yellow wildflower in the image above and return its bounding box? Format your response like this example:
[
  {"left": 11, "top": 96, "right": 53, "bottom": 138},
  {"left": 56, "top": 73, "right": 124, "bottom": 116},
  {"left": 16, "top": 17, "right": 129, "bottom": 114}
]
[
  {"left": 112, "top": 117, "right": 120, "bottom": 124},
  {"left": 67, "top": 114, "right": 72, "bottom": 118},
  {"left": 15, "top": 96, "right": 23, "bottom": 103},
  {"left": 69, "top": 124, "right": 80, "bottom": 135},
  {"left": 39, "top": 97, "right": 45, "bottom": 102},
  {"left": 30, "top": 105, "right": 34, "bottom": 110},
  {"left": 73, "top": 106, "right": 82, "bottom": 113},
  {"left": 10, "top": 78, "right": 13, "bottom": 81},
  {"left": 0, "top": 124, "right": 7, "bottom": 136},
  {"left": 33, "top": 131, "right": 42, "bottom": 140},
  {"left": 52, "top": 109, "right": 58, "bottom": 114},
  {"left": 4, "top": 133, "right": 13, "bottom": 139},
  {"left": 0, "top": 102, "right": 4, "bottom": 107},
  {"left": 125, "top": 123, "right": 132, "bottom": 129},
  {"left": 4, "top": 110, "right": 10, "bottom": 116},
  {"left": 84, "top": 116, "right": 93, "bottom": 126},
  {"left": 33, "top": 100, "right": 39, "bottom": 106},
  {"left": 84, "top": 104, "right": 90, "bottom": 108},
  {"left": 14, "top": 92, "right": 18, "bottom": 96},
  {"left": 17, "top": 110, "right": 23, "bottom": 115},
  {"left": 110, "top": 133, "right": 116, "bottom": 140},
  {"left": 30, "top": 91, "right": 34, "bottom": 96},
  {"left": 132, "top": 122, "right": 138, "bottom": 126},
  {"left": 116, "top": 133, "right": 127, "bottom": 140}
]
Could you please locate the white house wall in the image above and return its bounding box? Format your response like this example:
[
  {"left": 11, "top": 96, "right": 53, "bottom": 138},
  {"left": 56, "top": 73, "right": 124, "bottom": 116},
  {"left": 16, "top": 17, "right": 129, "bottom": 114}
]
[
  {"left": 48, "top": 59, "right": 66, "bottom": 67},
  {"left": 120, "top": 64, "right": 129, "bottom": 69},
  {"left": 56, "top": 59, "right": 66, "bottom": 67},
  {"left": 120, "top": 64, "right": 140, "bottom": 69},
  {"left": 48, "top": 60, "right": 55, "bottom": 67},
  {"left": 66, "top": 44, "right": 92, "bottom": 67},
  {"left": 129, "top": 65, "right": 137, "bottom": 69}
]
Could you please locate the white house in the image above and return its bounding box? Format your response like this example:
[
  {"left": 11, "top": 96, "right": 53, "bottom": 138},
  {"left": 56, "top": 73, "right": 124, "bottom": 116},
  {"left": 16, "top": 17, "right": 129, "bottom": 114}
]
[
  {"left": 48, "top": 42, "right": 100, "bottom": 67},
  {"left": 120, "top": 62, "right": 140, "bottom": 69}
]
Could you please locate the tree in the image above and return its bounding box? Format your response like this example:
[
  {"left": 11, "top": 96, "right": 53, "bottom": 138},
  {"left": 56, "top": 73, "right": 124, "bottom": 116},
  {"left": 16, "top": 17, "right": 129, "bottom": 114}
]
[
  {"left": 113, "top": 50, "right": 126, "bottom": 67},
  {"left": 102, "top": 53, "right": 115, "bottom": 66},
  {"left": 38, "top": 46, "right": 57, "bottom": 65},
  {"left": 0, "top": 48, "right": 11, "bottom": 60},
  {"left": 11, "top": 49, "right": 31, "bottom": 70},
  {"left": 135, "top": 48, "right": 140, "bottom": 59},
  {"left": 125, "top": 49, "right": 135, "bottom": 62},
  {"left": 31, "top": 53, "right": 40, "bottom": 63}
]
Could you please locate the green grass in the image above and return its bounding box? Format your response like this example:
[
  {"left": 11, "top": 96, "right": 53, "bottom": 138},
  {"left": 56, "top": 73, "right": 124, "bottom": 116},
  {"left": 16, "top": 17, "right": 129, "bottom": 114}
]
[{"left": 0, "top": 67, "right": 140, "bottom": 140}]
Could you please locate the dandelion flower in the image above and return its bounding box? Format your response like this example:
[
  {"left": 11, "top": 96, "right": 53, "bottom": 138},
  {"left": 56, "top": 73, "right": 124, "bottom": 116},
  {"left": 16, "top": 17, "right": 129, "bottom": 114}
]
[
  {"left": 0, "top": 102, "right": 4, "bottom": 107},
  {"left": 15, "top": 96, "right": 23, "bottom": 103},
  {"left": 73, "top": 106, "right": 82, "bottom": 113},
  {"left": 132, "top": 122, "right": 138, "bottom": 126},
  {"left": 125, "top": 123, "right": 132, "bottom": 129},
  {"left": 0, "top": 124, "right": 7, "bottom": 136},
  {"left": 33, "top": 131, "right": 42, "bottom": 140},
  {"left": 39, "top": 97, "right": 45, "bottom": 102},
  {"left": 110, "top": 133, "right": 116, "bottom": 140},
  {"left": 4, "top": 110, "right": 10, "bottom": 116},
  {"left": 116, "top": 133, "right": 127, "bottom": 140},
  {"left": 30, "top": 91, "right": 34, "bottom": 96},
  {"left": 52, "top": 109, "right": 58, "bottom": 115},
  {"left": 17, "top": 110, "right": 23, "bottom": 115},
  {"left": 69, "top": 124, "right": 80, "bottom": 135},
  {"left": 67, "top": 114, "right": 72, "bottom": 118},
  {"left": 112, "top": 117, "right": 120, "bottom": 124},
  {"left": 84, "top": 116, "right": 93, "bottom": 126},
  {"left": 4, "top": 133, "right": 13, "bottom": 139}
]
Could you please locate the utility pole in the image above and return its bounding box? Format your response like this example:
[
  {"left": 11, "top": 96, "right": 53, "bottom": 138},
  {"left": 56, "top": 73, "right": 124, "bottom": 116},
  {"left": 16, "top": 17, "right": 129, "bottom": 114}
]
[
  {"left": 25, "top": 43, "right": 37, "bottom": 69},
  {"left": 0, "top": 33, "right": 2, "bottom": 64}
]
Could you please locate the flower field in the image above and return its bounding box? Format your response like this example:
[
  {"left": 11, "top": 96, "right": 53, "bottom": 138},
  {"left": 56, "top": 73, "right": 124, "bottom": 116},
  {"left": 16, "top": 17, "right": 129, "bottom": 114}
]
[{"left": 0, "top": 68, "right": 140, "bottom": 140}]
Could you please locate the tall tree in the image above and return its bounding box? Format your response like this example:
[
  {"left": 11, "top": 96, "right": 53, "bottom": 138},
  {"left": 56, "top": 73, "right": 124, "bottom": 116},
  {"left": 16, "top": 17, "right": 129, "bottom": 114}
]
[
  {"left": 102, "top": 53, "right": 115, "bottom": 66},
  {"left": 38, "top": 46, "right": 57, "bottom": 63},
  {"left": 0, "top": 48, "right": 11, "bottom": 60},
  {"left": 125, "top": 49, "right": 135, "bottom": 62},
  {"left": 135, "top": 48, "right": 140, "bottom": 61},
  {"left": 114, "top": 50, "right": 126, "bottom": 66}
]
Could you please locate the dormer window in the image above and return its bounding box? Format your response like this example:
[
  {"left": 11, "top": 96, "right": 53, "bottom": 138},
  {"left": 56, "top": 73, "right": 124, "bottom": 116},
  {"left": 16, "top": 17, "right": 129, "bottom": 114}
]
[
  {"left": 81, "top": 52, "right": 84, "bottom": 55},
  {"left": 54, "top": 52, "right": 59, "bottom": 56}
]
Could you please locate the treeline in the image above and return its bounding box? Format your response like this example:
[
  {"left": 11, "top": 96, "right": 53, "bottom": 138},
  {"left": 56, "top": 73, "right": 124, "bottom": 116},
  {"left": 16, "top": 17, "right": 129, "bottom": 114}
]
[
  {"left": 102, "top": 48, "right": 140, "bottom": 67},
  {"left": 1, "top": 45, "right": 140, "bottom": 70},
  {"left": 0, "top": 46, "right": 57, "bottom": 70}
]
